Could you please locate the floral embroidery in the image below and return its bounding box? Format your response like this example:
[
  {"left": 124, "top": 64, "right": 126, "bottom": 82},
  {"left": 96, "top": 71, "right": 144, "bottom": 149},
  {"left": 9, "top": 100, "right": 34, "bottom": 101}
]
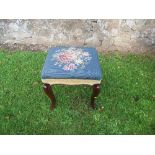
[
  {"left": 52, "top": 47, "right": 92, "bottom": 71},
  {"left": 63, "top": 63, "right": 77, "bottom": 71}
]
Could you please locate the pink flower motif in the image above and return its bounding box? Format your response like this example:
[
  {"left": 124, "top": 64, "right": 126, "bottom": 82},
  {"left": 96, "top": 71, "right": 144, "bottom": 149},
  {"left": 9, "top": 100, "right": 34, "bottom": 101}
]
[
  {"left": 52, "top": 48, "right": 92, "bottom": 71},
  {"left": 63, "top": 63, "right": 77, "bottom": 71},
  {"left": 57, "top": 53, "right": 73, "bottom": 63}
]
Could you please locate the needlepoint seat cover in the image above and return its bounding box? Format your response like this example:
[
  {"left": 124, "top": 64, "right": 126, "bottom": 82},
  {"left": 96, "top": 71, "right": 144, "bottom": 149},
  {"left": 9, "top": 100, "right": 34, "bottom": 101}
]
[{"left": 41, "top": 47, "right": 102, "bottom": 85}]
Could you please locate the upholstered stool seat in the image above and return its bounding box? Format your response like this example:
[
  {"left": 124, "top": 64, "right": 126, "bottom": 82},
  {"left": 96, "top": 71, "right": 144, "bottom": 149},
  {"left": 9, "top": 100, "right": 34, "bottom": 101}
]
[{"left": 41, "top": 47, "right": 102, "bottom": 110}]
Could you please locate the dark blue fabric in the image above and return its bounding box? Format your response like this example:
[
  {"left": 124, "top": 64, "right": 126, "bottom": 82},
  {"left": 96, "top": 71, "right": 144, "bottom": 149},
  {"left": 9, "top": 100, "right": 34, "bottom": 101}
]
[{"left": 41, "top": 47, "right": 102, "bottom": 80}]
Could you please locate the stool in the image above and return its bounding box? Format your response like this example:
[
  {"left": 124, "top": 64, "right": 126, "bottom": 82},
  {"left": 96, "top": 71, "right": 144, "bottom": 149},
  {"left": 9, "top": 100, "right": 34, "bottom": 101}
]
[{"left": 41, "top": 47, "right": 102, "bottom": 110}]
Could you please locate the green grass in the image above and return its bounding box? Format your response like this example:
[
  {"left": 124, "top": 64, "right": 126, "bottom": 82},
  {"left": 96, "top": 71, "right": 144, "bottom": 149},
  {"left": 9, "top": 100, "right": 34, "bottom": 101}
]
[{"left": 0, "top": 50, "right": 155, "bottom": 135}]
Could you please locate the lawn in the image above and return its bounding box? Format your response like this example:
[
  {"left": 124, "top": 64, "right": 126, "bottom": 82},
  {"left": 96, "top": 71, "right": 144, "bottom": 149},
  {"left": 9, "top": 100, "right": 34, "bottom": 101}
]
[{"left": 0, "top": 50, "right": 155, "bottom": 135}]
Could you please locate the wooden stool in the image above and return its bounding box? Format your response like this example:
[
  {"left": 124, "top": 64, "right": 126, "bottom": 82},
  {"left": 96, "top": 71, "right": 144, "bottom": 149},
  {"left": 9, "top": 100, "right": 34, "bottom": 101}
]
[{"left": 41, "top": 47, "right": 102, "bottom": 110}]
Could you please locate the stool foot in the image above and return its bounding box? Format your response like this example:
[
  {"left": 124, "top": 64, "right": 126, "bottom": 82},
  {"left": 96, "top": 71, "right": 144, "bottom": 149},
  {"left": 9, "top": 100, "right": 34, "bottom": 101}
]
[
  {"left": 91, "top": 84, "right": 100, "bottom": 109},
  {"left": 43, "top": 83, "right": 56, "bottom": 110}
]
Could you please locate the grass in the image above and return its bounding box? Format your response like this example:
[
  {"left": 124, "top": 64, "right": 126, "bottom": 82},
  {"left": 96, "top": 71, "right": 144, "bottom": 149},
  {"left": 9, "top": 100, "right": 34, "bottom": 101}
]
[{"left": 0, "top": 50, "right": 155, "bottom": 135}]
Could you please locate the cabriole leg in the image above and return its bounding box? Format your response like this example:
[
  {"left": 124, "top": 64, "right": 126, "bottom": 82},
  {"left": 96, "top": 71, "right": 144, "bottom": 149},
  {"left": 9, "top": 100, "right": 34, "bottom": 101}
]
[
  {"left": 91, "top": 84, "right": 100, "bottom": 109},
  {"left": 43, "top": 83, "right": 56, "bottom": 110}
]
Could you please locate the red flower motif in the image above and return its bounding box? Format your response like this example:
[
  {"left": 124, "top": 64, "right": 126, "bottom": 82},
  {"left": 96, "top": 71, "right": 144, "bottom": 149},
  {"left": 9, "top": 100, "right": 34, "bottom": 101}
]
[
  {"left": 58, "top": 53, "right": 73, "bottom": 63},
  {"left": 53, "top": 48, "right": 92, "bottom": 71}
]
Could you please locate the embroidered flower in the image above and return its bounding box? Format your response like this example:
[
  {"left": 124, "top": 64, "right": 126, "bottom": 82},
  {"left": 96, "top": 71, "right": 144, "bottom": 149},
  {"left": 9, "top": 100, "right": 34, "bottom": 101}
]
[
  {"left": 52, "top": 47, "right": 92, "bottom": 71},
  {"left": 63, "top": 63, "right": 77, "bottom": 71},
  {"left": 82, "top": 52, "right": 89, "bottom": 56},
  {"left": 57, "top": 53, "right": 73, "bottom": 63}
]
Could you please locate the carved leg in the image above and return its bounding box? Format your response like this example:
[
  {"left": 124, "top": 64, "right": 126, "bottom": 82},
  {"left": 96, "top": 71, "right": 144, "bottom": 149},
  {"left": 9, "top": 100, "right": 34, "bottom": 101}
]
[
  {"left": 43, "top": 83, "right": 56, "bottom": 110},
  {"left": 91, "top": 84, "right": 100, "bottom": 109}
]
